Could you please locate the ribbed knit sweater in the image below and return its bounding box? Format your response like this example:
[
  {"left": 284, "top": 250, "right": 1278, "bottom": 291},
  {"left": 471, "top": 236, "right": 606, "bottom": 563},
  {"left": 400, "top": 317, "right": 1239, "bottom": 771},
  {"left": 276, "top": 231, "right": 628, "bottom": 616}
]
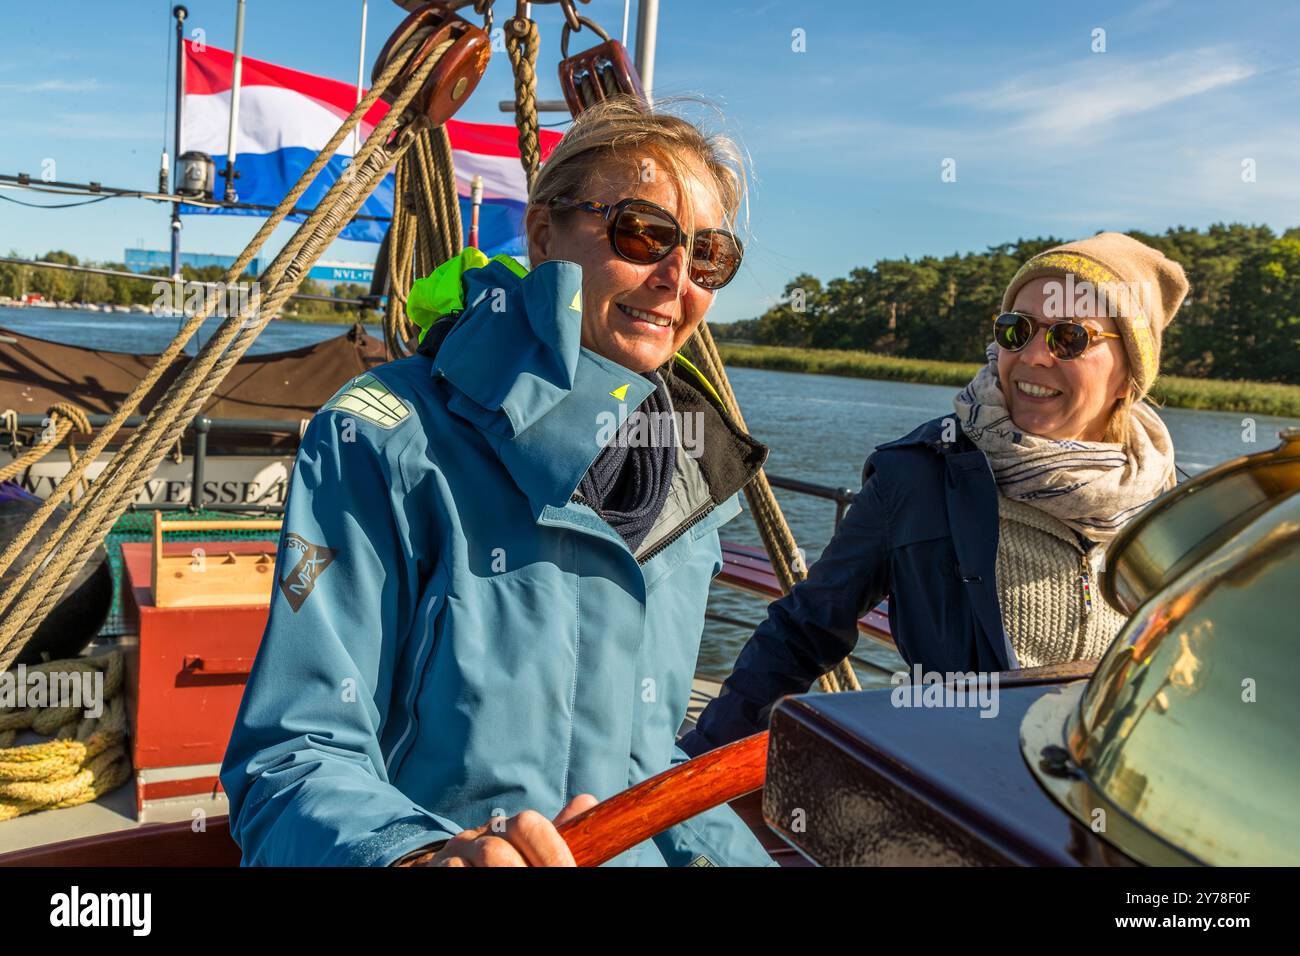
[{"left": 995, "top": 492, "right": 1129, "bottom": 668}]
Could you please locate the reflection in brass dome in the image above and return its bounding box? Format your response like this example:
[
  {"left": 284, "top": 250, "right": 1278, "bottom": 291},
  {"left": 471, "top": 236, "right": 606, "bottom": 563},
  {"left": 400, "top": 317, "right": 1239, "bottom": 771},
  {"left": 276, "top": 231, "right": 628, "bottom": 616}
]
[
  {"left": 1104, "top": 427, "right": 1300, "bottom": 616},
  {"left": 1022, "top": 431, "right": 1300, "bottom": 867}
]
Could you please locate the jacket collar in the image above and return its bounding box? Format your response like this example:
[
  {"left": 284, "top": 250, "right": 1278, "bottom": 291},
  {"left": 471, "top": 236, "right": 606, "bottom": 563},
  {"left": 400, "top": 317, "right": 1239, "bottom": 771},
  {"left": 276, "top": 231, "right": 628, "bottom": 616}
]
[
  {"left": 428, "top": 258, "right": 658, "bottom": 518},
  {"left": 424, "top": 307, "right": 767, "bottom": 512},
  {"left": 661, "top": 357, "right": 768, "bottom": 507},
  {"left": 875, "top": 415, "right": 976, "bottom": 456}
]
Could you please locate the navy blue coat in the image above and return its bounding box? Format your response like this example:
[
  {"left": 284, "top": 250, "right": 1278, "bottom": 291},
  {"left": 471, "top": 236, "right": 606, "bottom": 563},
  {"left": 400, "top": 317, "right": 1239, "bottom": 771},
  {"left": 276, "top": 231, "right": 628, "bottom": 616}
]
[{"left": 679, "top": 415, "right": 1020, "bottom": 755}]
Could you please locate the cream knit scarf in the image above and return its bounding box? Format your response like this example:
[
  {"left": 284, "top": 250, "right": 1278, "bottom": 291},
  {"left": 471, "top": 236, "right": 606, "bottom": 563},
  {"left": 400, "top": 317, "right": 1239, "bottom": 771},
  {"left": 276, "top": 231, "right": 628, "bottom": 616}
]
[{"left": 953, "top": 344, "right": 1176, "bottom": 543}]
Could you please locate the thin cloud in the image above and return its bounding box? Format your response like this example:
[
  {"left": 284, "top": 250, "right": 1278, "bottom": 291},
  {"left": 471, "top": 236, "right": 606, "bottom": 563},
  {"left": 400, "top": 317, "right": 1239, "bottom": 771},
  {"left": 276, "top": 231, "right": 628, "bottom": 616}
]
[
  {"left": 3, "top": 110, "right": 158, "bottom": 141},
  {"left": 0, "top": 78, "right": 101, "bottom": 94},
  {"left": 949, "top": 48, "right": 1256, "bottom": 139}
]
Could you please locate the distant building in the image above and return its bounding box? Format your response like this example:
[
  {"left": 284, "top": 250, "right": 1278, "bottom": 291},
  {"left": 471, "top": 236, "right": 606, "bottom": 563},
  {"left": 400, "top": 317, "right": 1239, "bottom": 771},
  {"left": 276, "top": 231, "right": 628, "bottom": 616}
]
[{"left": 124, "top": 248, "right": 262, "bottom": 276}]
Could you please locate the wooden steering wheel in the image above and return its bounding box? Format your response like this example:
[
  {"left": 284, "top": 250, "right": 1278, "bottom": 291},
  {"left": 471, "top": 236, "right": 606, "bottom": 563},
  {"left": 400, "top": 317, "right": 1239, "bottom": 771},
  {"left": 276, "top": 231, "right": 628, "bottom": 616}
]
[{"left": 556, "top": 732, "right": 769, "bottom": 867}]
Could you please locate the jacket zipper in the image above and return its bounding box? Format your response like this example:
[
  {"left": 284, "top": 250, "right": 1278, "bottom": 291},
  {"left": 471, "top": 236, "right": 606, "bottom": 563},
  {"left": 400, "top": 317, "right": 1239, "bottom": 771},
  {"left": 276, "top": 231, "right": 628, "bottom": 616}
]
[
  {"left": 569, "top": 494, "right": 716, "bottom": 565},
  {"left": 1078, "top": 548, "right": 1094, "bottom": 617},
  {"left": 635, "top": 501, "right": 715, "bottom": 566}
]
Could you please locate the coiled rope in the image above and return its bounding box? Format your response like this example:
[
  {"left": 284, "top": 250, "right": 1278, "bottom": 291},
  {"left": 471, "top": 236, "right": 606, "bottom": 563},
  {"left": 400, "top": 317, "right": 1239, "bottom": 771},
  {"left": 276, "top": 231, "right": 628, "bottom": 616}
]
[
  {"left": 0, "top": 651, "right": 129, "bottom": 821},
  {"left": 0, "top": 402, "right": 91, "bottom": 487},
  {"left": 384, "top": 121, "right": 463, "bottom": 358}
]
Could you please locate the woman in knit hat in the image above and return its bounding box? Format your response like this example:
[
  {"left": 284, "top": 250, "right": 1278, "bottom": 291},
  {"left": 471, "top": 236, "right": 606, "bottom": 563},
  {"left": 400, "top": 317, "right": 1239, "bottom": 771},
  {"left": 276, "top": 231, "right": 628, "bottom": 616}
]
[{"left": 680, "top": 232, "right": 1188, "bottom": 754}]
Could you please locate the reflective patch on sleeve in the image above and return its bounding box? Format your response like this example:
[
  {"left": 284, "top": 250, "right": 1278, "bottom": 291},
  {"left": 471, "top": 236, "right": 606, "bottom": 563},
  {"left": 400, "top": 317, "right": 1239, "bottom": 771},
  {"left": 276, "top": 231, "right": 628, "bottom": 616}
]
[
  {"left": 321, "top": 373, "right": 412, "bottom": 428},
  {"left": 687, "top": 855, "right": 717, "bottom": 867}
]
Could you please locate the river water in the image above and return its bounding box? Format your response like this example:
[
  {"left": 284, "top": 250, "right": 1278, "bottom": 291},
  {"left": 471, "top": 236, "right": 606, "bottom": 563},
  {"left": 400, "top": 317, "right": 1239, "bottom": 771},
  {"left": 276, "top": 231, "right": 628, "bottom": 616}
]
[{"left": 5, "top": 306, "right": 1297, "bottom": 686}]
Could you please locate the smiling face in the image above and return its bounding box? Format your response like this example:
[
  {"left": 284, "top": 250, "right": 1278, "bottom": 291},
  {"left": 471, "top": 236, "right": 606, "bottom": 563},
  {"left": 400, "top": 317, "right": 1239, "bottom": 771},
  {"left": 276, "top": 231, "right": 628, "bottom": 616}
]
[
  {"left": 525, "top": 152, "right": 726, "bottom": 373},
  {"left": 997, "top": 277, "right": 1131, "bottom": 442}
]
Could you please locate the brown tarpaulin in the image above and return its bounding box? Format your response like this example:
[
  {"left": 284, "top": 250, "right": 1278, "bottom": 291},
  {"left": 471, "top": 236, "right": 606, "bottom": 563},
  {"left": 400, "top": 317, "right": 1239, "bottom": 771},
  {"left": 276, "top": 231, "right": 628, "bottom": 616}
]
[{"left": 0, "top": 325, "right": 388, "bottom": 452}]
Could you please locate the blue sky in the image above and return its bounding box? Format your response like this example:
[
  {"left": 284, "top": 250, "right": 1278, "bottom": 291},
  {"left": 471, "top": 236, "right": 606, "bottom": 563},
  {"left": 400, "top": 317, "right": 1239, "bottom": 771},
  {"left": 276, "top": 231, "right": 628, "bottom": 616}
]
[{"left": 0, "top": 0, "right": 1297, "bottom": 324}]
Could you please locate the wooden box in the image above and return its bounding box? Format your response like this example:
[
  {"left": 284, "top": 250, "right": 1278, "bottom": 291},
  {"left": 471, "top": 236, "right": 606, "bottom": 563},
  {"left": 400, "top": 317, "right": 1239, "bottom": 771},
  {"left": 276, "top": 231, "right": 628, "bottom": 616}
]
[
  {"left": 150, "top": 513, "right": 281, "bottom": 607},
  {"left": 120, "top": 539, "right": 276, "bottom": 815}
]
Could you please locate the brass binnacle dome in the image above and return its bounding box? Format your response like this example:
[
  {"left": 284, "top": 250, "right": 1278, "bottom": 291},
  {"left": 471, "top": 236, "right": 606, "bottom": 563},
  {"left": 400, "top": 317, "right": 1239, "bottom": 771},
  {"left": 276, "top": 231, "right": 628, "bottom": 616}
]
[{"left": 1022, "top": 481, "right": 1300, "bottom": 866}]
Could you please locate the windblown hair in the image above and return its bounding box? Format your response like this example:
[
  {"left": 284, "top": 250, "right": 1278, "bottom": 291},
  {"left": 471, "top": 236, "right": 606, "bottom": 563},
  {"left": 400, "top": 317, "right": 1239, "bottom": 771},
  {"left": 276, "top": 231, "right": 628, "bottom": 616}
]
[
  {"left": 1105, "top": 381, "right": 1140, "bottom": 446},
  {"left": 528, "top": 94, "right": 749, "bottom": 238}
]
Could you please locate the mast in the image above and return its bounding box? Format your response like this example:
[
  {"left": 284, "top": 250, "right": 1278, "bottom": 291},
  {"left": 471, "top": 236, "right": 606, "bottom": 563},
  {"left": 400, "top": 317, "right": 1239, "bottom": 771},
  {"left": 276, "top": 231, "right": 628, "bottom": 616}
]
[
  {"left": 221, "top": 0, "right": 246, "bottom": 202},
  {"left": 634, "top": 0, "right": 658, "bottom": 104},
  {"left": 170, "top": 4, "right": 188, "bottom": 281}
]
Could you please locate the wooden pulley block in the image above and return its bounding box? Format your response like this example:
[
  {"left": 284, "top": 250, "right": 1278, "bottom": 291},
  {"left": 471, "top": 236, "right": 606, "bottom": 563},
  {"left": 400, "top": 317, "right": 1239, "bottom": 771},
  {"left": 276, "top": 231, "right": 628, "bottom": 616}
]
[
  {"left": 558, "top": 17, "right": 646, "bottom": 116},
  {"left": 371, "top": 2, "right": 491, "bottom": 128}
]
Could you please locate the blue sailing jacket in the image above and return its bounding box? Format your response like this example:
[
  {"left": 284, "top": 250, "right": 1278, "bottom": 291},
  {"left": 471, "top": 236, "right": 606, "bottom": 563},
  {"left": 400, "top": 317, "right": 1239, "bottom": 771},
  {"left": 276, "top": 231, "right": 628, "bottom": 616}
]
[{"left": 220, "top": 256, "right": 774, "bottom": 866}]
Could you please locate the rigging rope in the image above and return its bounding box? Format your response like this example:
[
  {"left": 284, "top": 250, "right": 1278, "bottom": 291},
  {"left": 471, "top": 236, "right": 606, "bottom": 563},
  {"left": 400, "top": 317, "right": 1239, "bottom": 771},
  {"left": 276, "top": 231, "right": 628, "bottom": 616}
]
[
  {"left": 505, "top": 15, "right": 542, "bottom": 190},
  {"left": 0, "top": 30, "right": 448, "bottom": 669},
  {"left": 0, "top": 193, "right": 117, "bottom": 210},
  {"left": 688, "top": 324, "right": 862, "bottom": 694},
  {"left": 0, "top": 404, "right": 90, "bottom": 486}
]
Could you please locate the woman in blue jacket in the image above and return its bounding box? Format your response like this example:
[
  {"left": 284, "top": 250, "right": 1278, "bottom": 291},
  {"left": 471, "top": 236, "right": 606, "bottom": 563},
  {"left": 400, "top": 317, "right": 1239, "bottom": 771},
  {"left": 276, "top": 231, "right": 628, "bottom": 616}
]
[
  {"left": 220, "top": 97, "right": 773, "bottom": 867},
  {"left": 681, "top": 232, "right": 1188, "bottom": 755}
]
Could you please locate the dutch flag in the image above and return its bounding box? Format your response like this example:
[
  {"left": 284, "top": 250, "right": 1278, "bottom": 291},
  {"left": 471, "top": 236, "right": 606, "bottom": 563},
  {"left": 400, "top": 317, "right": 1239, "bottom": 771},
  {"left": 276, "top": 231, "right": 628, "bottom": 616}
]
[{"left": 180, "top": 43, "right": 561, "bottom": 253}]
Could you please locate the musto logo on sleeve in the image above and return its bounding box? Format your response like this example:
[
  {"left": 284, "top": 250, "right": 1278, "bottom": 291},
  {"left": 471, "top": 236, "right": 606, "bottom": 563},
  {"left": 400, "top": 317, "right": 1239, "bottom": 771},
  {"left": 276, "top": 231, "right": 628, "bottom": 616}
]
[{"left": 278, "top": 534, "right": 339, "bottom": 612}]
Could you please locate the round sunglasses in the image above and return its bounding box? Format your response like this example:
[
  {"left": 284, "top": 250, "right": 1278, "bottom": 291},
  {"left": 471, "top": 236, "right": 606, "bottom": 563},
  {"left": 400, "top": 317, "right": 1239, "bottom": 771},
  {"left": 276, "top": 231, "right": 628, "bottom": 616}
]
[
  {"left": 548, "top": 196, "right": 743, "bottom": 290},
  {"left": 993, "top": 311, "right": 1122, "bottom": 361}
]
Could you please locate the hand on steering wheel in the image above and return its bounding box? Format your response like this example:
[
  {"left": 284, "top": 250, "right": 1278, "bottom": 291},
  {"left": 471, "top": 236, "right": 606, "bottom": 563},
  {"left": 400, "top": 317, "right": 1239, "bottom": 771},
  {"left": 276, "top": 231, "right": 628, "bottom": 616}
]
[{"left": 407, "top": 794, "right": 600, "bottom": 867}]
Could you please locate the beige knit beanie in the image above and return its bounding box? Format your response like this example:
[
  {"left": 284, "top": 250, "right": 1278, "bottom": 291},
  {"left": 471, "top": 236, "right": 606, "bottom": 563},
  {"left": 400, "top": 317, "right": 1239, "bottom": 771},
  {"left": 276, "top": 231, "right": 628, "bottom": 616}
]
[{"left": 1000, "top": 232, "right": 1189, "bottom": 398}]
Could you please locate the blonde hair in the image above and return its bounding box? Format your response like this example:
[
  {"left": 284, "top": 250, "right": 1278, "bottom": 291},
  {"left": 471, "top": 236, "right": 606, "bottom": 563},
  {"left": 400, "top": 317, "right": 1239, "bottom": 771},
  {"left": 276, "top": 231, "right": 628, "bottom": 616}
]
[
  {"left": 529, "top": 95, "right": 749, "bottom": 239},
  {"left": 1103, "top": 382, "right": 1139, "bottom": 445}
]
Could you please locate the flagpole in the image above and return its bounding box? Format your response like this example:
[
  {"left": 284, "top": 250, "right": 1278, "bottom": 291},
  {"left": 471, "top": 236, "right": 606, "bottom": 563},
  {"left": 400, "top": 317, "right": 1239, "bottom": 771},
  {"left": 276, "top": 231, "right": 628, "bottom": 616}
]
[
  {"left": 469, "top": 175, "right": 483, "bottom": 249},
  {"left": 170, "top": 4, "right": 188, "bottom": 281},
  {"left": 353, "top": 0, "right": 368, "bottom": 159},
  {"left": 222, "top": 0, "right": 246, "bottom": 202}
]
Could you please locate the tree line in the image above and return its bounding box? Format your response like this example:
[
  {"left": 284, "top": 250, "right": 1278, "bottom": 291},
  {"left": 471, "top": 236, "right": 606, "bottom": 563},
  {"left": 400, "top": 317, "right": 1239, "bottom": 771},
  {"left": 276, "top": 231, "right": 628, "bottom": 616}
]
[{"left": 713, "top": 224, "right": 1299, "bottom": 384}]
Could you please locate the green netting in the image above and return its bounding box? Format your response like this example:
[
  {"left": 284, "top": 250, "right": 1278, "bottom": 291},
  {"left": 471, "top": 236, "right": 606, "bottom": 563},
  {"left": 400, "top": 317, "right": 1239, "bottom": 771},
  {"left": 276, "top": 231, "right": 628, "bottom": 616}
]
[{"left": 100, "top": 509, "right": 281, "bottom": 636}]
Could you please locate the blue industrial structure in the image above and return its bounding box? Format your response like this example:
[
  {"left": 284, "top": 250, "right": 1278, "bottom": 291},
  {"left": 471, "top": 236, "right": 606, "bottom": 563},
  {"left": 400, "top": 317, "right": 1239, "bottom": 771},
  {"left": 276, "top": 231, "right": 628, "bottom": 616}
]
[
  {"left": 125, "top": 248, "right": 262, "bottom": 276},
  {"left": 125, "top": 250, "right": 373, "bottom": 288}
]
